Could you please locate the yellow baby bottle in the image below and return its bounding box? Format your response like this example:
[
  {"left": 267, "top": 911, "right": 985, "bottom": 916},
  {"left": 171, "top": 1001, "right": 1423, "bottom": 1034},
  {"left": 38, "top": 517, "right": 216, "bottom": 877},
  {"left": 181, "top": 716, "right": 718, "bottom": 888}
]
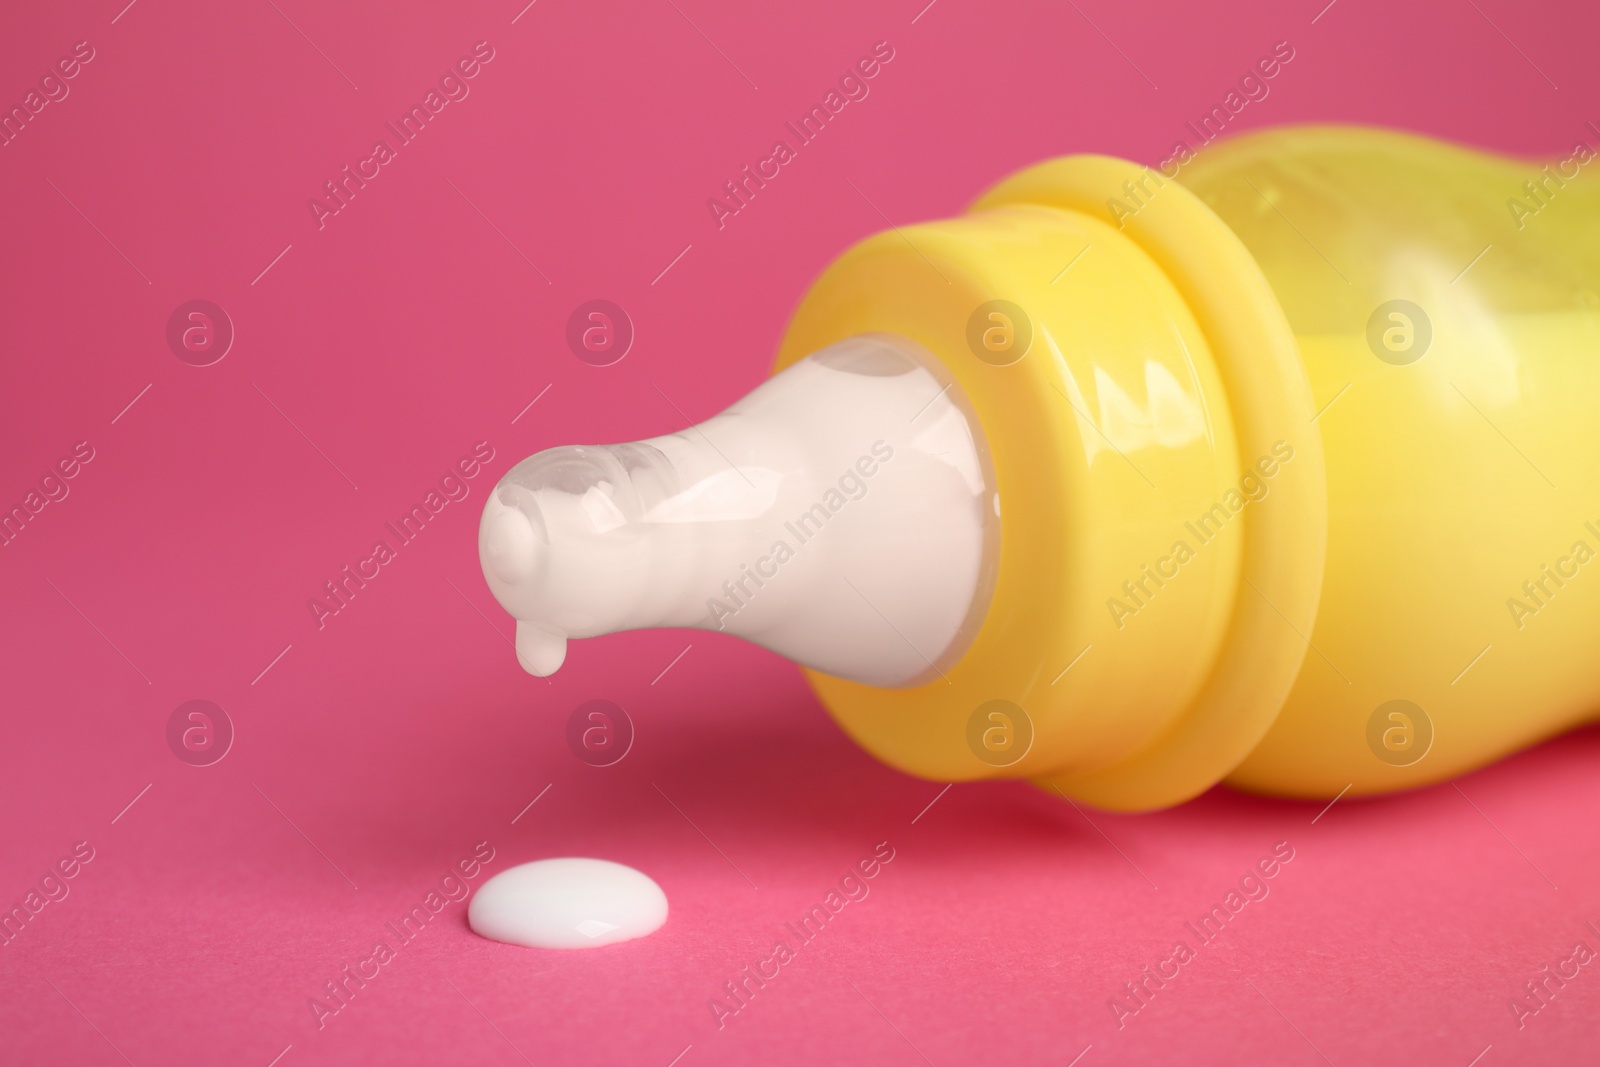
[{"left": 478, "top": 124, "right": 1600, "bottom": 811}]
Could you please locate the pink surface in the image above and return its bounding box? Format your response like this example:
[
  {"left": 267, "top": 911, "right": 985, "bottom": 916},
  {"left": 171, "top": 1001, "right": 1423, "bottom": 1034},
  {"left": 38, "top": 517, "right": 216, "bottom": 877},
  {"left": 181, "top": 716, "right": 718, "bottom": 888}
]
[{"left": 2, "top": 0, "right": 1598, "bottom": 1063}]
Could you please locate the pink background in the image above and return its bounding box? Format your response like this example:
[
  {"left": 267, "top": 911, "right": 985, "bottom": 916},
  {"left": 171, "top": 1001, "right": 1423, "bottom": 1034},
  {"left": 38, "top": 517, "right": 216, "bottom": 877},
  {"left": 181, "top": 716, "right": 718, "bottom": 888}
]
[{"left": 3, "top": 0, "right": 1598, "bottom": 1063}]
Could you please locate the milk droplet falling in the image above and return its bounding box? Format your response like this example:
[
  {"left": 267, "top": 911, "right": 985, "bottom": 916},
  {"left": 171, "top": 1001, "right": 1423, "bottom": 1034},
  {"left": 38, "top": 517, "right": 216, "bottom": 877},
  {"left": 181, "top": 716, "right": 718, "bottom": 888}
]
[{"left": 468, "top": 858, "right": 667, "bottom": 949}]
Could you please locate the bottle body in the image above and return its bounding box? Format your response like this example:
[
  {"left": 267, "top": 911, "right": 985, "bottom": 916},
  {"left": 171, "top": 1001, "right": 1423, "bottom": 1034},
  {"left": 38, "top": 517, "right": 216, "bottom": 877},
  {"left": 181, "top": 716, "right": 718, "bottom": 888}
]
[
  {"left": 1179, "top": 127, "right": 1600, "bottom": 800},
  {"left": 479, "top": 125, "right": 1600, "bottom": 811},
  {"left": 779, "top": 125, "right": 1600, "bottom": 809}
]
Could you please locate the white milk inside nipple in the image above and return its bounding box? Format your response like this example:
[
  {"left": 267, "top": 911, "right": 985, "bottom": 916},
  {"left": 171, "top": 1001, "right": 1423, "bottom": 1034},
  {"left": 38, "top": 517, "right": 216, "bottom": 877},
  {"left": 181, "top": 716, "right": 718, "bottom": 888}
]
[
  {"left": 468, "top": 858, "right": 668, "bottom": 950},
  {"left": 479, "top": 334, "right": 997, "bottom": 686}
]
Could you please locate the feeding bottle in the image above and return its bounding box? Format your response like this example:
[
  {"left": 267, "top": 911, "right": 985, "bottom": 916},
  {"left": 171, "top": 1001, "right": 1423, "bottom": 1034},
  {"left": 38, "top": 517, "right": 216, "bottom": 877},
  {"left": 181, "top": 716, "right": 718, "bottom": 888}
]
[{"left": 478, "top": 125, "right": 1600, "bottom": 811}]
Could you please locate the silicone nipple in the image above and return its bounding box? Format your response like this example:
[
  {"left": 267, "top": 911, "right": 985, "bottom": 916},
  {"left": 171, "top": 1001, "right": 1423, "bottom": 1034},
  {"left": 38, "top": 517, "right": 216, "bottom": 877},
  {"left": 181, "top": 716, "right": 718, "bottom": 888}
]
[{"left": 478, "top": 335, "right": 997, "bottom": 687}]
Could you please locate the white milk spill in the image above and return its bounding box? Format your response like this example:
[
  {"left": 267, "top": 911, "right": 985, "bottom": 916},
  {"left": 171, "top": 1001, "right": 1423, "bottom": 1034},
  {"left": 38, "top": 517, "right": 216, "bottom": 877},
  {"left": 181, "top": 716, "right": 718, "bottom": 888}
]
[{"left": 467, "top": 858, "right": 667, "bottom": 950}]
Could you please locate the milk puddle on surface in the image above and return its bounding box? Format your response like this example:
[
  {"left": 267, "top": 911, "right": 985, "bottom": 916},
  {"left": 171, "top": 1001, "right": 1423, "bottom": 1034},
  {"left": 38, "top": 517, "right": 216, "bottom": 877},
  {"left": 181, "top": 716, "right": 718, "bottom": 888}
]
[{"left": 467, "top": 858, "right": 667, "bottom": 949}]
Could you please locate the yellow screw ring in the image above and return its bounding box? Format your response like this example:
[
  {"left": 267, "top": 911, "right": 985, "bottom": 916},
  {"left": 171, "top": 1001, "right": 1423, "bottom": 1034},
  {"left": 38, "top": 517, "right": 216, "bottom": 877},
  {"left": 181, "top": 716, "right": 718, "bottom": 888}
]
[
  {"left": 978, "top": 155, "right": 1328, "bottom": 810},
  {"left": 777, "top": 170, "right": 1288, "bottom": 805}
]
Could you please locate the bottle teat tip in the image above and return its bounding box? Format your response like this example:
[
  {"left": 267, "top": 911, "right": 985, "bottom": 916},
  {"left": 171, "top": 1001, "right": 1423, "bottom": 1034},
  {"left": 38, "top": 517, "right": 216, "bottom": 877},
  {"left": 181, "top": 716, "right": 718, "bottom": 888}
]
[{"left": 515, "top": 621, "right": 567, "bottom": 677}]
